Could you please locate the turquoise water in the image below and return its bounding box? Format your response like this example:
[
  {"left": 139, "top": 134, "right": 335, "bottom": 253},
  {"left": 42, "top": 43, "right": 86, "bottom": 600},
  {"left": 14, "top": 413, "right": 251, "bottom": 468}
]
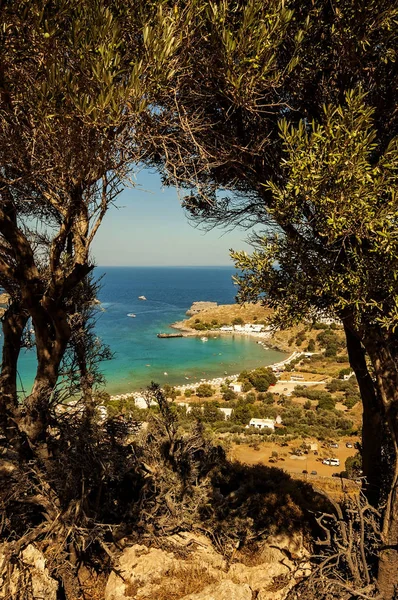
[{"left": 11, "top": 267, "right": 287, "bottom": 394}]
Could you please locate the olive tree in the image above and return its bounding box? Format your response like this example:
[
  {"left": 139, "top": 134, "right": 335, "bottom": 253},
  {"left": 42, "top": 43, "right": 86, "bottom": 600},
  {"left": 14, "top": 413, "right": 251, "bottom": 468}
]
[
  {"left": 141, "top": 0, "right": 398, "bottom": 595},
  {"left": 0, "top": 0, "right": 182, "bottom": 444}
]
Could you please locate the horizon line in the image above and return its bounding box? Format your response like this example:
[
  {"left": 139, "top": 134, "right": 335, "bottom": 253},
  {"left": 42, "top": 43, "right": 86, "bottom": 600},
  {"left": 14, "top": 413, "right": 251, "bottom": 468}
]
[{"left": 95, "top": 264, "right": 236, "bottom": 268}]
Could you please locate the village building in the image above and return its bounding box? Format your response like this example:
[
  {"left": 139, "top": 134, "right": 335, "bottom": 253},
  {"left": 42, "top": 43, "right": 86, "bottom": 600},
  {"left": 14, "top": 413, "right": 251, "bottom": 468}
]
[
  {"left": 248, "top": 418, "right": 275, "bottom": 430},
  {"left": 219, "top": 407, "right": 233, "bottom": 419},
  {"left": 229, "top": 382, "right": 243, "bottom": 393}
]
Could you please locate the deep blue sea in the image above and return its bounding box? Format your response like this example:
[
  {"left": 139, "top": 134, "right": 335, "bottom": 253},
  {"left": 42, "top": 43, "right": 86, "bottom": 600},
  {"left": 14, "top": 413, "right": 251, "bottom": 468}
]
[{"left": 13, "top": 267, "right": 287, "bottom": 394}]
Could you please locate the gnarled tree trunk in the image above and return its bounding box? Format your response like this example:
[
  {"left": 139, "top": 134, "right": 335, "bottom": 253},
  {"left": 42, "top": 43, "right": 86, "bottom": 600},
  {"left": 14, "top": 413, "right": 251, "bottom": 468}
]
[
  {"left": 362, "top": 327, "right": 398, "bottom": 600},
  {"left": 0, "top": 301, "right": 29, "bottom": 442},
  {"left": 343, "top": 322, "right": 383, "bottom": 507}
]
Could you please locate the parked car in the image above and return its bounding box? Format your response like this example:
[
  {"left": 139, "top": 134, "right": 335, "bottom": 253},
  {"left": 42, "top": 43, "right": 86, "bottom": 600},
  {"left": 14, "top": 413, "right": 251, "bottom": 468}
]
[
  {"left": 329, "top": 443, "right": 339, "bottom": 448},
  {"left": 302, "top": 470, "right": 308, "bottom": 474},
  {"left": 322, "top": 458, "right": 340, "bottom": 466},
  {"left": 346, "top": 442, "right": 353, "bottom": 448},
  {"left": 310, "top": 470, "right": 317, "bottom": 475}
]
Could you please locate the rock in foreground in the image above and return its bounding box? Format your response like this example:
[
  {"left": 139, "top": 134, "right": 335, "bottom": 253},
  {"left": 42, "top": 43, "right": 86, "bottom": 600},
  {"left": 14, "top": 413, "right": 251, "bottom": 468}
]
[{"left": 105, "top": 531, "right": 310, "bottom": 600}]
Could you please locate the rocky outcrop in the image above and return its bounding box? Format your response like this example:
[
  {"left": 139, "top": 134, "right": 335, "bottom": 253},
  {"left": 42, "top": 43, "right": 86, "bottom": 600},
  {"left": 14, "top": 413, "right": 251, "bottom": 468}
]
[
  {"left": 0, "top": 544, "right": 58, "bottom": 600},
  {"left": 105, "top": 531, "right": 311, "bottom": 600},
  {"left": 186, "top": 302, "right": 218, "bottom": 316}
]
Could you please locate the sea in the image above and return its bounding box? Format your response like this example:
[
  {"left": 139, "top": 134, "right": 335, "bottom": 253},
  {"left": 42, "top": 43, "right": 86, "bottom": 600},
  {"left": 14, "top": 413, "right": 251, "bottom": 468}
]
[{"left": 12, "top": 267, "right": 287, "bottom": 395}]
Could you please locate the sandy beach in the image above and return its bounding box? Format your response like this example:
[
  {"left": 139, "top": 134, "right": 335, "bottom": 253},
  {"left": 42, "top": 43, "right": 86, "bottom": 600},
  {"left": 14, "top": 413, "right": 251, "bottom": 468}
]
[{"left": 108, "top": 349, "right": 302, "bottom": 402}]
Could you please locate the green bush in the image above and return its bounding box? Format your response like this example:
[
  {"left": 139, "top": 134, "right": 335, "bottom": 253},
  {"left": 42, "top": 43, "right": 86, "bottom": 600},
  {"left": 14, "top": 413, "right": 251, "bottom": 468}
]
[
  {"left": 222, "top": 388, "right": 237, "bottom": 401},
  {"left": 259, "top": 392, "right": 274, "bottom": 405},
  {"left": 232, "top": 317, "right": 244, "bottom": 325},
  {"left": 307, "top": 339, "right": 315, "bottom": 352},
  {"left": 344, "top": 395, "right": 360, "bottom": 409},
  {"left": 241, "top": 379, "right": 253, "bottom": 392},
  {"left": 295, "top": 330, "right": 306, "bottom": 346},
  {"left": 339, "top": 367, "right": 353, "bottom": 379},
  {"left": 345, "top": 453, "right": 362, "bottom": 479},
  {"left": 192, "top": 322, "right": 207, "bottom": 331},
  {"left": 336, "top": 355, "right": 349, "bottom": 363},
  {"left": 196, "top": 383, "right": 214, "bottom": 398},
  {"left": 313, "top": 322, "right": 329, "bottom": 330},
  {"left": 184, "top": 389, "right": 193, "bottom": 398}
]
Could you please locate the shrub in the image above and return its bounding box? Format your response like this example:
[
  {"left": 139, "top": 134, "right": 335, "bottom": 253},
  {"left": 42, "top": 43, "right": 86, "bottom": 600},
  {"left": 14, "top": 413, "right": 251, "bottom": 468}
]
[
  {"left": 202, "top": 403, "right": 223, "bottom": 423},
  {"left": 260, "top": 392, "right": 274, "bottom": 405},
  {"left": 339, "top": 367, "right": 353, "bottom": 379},
  {"left": 232, "top": 317, "right": 244, "bottom": 325},
  {"left": 336, "top": 355, "right": 349, "bottom": 363},
  {"left": 307, "top": 339, "right": 315, "bottom": 352},
  {"left": 192, "top": 322, "right": 207, "bottom": 331},
  {"left": 345, "top": 453, "right": 362, "bottom": 479},
  {"left": 245, "top": 392, "right": 257, "bottom": 403},
  {"left": 344, "top": 395, "right": 360, "bottom": 409},
  {"left": 196, "top": 384, "right": 214, "bottom": 398},
  {"left": 241, "top": 380, "right": 253, "bottom": 393},
  {"left": 295, "top": 330, "right": 306, "bottom": 346},
  {"left": 313, "top": 322, "right": 329, "bottom": 330},
  {"left": 222, "top": 388, "right": 237, "bottom": 401},
  {"left": 184, "top": 389, "right": 193, "bottom": 398}
]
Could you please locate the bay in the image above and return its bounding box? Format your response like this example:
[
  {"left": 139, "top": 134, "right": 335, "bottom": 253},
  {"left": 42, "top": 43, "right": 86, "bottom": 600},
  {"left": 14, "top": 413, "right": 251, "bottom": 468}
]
[{"left": 12, "top": 267, "right": 287, "bottom": 395}]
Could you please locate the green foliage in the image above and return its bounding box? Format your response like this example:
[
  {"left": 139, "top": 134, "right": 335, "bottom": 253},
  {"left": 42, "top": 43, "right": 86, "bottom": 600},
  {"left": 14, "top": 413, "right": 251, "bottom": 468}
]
[
  {"left": 222, "top": 388, "right": 237, "bottom": 401},
  {"left": 339, "top": 368, "right": 353, "bottom": 379},
  {"left": 202, "top": 402, "right": 223, "bottom": 423},
  {"left": 345, "top": 453, "right": 362, "bottom": 479},
  {"left": 307, "top": 339, "right": 315, "bottom": 352},
  {"left": 260, "top": 392, "right": 274, "bottom": 405},
  {"left": 232, "top": 317, "right": 245, "bottom": 325},
  {"left": 184, "top": 388, "right": 193, "bottom": 398},
  {"left": 295, "top": 330, "right": 306, "bottom": 346},
  {"left": 241, "top": 380, "right": 253, "bottom": 392},
  {"left": 196, "top": 383, "right": 214, "bottom": 398},
  {"left": 192, "top": 321, "right": 207, "bottom": 331}
]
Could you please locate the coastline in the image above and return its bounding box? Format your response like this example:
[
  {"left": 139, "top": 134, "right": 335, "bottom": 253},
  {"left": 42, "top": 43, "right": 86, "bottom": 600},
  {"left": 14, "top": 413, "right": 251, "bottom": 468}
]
[{"left": 107, "top": 349, "right": 301, "bottom": 403}]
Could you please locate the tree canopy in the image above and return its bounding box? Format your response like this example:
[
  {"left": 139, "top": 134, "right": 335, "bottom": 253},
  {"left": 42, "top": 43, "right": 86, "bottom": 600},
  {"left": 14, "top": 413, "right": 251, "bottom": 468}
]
[{"left": 140, "top": 1, "right": 398, "bottom": 595}]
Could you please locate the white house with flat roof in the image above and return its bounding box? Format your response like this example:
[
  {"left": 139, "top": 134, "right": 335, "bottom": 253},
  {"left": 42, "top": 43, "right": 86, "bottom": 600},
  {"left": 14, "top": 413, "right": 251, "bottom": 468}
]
[
  {"left": 219, "top": 407, "right": 233, "bottom": 419},
  {"left": 229, "top": 382, "right": 243, "bottom": 393},
  {"left": 248, "top": 418, "right": 275, "bottom": 430}
]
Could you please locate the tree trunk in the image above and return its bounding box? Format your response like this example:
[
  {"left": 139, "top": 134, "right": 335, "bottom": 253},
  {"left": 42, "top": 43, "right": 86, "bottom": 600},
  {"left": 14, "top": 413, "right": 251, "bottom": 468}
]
[
  {"left": 19, "top": 308, "right": 71, "bottom": 443},
  {"left": 343, "top": 323, "right": 383, "bottom": 507},
  {"left": 362, "top": 328, "right": 398, "bottom": 599},
  {"left": 0, "top": 302, "right": 29, "bottom": 442}
]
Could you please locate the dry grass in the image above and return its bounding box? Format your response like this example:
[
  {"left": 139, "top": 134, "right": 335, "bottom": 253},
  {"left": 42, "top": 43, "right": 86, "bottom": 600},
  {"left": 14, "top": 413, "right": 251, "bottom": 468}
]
[
  {"left": 139, "top": 563, "right": 219, "bottom": 600},
  {"left": 183, "top": 302, "right": 272, "bottom": 329}
]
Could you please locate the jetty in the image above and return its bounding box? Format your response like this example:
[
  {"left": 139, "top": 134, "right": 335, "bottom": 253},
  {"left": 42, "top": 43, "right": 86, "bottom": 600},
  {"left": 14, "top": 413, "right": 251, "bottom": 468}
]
[{"left": 157, "top": 333, "right": 183, "bottom": 338}]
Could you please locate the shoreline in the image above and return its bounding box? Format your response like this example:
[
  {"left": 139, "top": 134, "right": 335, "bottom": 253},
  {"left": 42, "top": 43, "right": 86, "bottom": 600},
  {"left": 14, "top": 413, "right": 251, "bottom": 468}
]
[{"left": 107, "top": 349, "right": 302, "bottom": 403}]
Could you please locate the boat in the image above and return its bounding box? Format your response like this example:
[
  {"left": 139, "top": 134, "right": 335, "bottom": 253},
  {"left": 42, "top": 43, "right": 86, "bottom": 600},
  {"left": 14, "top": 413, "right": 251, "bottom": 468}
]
[
  {"left": 201, "top": 336, "right": 208, "bottom": 342},
  {"left": 127, "top": 313, "right": 136, "bottom": 318},
  {"left": 138, "top": 295, "right": 147, "bottom": 300}
]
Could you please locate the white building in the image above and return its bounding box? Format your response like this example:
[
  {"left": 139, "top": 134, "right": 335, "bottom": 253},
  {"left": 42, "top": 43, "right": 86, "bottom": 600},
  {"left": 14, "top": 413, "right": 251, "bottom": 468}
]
[
  {"left": 220, "top": 325, "right": 233, "bottom": 332},
  {"left": 134, "top": 396, "right": 157, "bottom": 409},
  {"left": 248, "top": 418, "right": 275, "bottom": 430},
  {"left": 219, "top": 407, "right": 233, "bottom": 419},
  {"left": 229, "top": 382, "right": 243, "bottom": 393}
]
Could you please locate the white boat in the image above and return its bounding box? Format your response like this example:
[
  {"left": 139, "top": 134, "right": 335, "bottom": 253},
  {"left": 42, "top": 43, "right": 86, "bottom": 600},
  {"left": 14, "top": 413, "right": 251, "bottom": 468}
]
[
  {"left": 201, "top": 336, "right": 208, "bottom": 342},
  {"left": 127, "top": 313, "right": 136, "bottom": 318},
  {"left": 138, "top": 295, "right": 147, "bottom": 300}
]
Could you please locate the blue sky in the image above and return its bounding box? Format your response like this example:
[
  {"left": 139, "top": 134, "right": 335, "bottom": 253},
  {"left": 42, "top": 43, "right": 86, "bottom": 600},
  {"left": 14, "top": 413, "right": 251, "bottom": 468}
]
[{"left": 92, "top": 168, "right": 254, "bottom": 266}]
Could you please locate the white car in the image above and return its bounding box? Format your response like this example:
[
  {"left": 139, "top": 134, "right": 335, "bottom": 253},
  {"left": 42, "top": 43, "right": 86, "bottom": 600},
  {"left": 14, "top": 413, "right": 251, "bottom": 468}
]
[{"left": 322, "top": 458, "right": 340, "bottom": 467}]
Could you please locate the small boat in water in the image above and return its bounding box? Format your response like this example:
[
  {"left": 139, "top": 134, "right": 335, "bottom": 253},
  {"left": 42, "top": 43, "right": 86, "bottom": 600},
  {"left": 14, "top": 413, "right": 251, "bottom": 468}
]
[
  {"left": 127, "top": 313, "right": 136, "bottom": 318},
  {"left": 138, "top": 295, "right": 147, "bottom": 300},
  {"left": 201, "top": 336, "right": 208, "bottom": 342}
]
